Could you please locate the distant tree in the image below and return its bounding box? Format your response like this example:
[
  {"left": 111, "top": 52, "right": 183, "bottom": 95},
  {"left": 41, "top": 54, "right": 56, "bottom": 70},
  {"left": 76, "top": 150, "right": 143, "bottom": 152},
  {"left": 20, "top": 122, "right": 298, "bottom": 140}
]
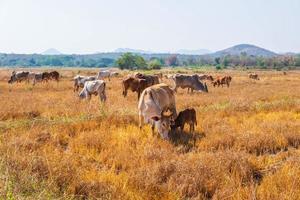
[
  {"left": 116, "top": 53, "right": 137, "bottom": 70},
  {"left": 166, "top": 55, "right": 179, "bottom": 67},
  {"left": 116, "top": 53, "right": 147, "bottom": 70},
  {"left": 148, "top": 59, "right": 162, "bottom": 69},
  {"left": 222, "top": 56, "right": 230, "bottom": 67}
]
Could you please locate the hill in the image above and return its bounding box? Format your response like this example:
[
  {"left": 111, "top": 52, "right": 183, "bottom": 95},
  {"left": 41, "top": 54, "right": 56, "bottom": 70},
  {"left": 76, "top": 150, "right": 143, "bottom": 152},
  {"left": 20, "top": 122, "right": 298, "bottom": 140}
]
[
  {"left": 210, "top": 44, "right": 277, "bottom": 58},
  {"left": 42, "top": 48, "right": 62, "bottom": 55}
]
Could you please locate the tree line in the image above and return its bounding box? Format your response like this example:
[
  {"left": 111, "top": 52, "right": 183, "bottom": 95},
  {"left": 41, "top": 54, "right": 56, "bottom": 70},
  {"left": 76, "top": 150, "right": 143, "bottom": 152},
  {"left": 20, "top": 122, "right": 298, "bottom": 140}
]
[{"left": 0, "top": 52, "right": 299, "bottom": 70}]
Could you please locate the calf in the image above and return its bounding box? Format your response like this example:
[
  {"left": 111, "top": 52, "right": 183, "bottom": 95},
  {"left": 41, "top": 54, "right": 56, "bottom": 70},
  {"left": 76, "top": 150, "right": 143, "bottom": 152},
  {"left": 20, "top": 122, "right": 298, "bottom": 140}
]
[{"left": 171, "top": 108, "right": 197, "bottom": 133}]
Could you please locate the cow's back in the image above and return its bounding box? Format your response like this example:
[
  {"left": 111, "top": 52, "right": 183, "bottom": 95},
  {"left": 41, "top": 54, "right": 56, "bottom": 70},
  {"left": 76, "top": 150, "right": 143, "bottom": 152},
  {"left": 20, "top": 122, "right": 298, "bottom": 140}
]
[{"left": 138, "top": 83, "right": 176, "bottom": 114}]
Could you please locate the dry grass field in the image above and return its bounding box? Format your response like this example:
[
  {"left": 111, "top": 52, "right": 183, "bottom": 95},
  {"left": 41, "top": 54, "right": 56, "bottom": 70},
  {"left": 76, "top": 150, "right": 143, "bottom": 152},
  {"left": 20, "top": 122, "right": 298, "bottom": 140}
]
[{"left": 0, "top": 68, "right": 300, "bottom": 200}]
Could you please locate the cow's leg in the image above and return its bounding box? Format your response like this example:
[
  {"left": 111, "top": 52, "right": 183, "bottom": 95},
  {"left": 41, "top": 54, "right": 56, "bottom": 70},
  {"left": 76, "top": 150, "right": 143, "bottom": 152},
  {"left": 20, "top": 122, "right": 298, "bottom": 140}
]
[
  {"left": 137, "top": 91, "right": 141, "bottom": 101},
  {"left": 100, "top": 91, "right": 106, "bottom": 102},
  {"left": 139, "top": 112, "right": 144, "bottom": 130}
]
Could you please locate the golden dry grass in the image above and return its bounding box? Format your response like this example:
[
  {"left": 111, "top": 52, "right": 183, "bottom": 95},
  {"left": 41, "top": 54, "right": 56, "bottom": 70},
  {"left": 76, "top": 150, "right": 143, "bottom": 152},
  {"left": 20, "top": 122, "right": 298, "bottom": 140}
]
[{"left": 0, "top": 68, "right": 300, "bottom": 200}]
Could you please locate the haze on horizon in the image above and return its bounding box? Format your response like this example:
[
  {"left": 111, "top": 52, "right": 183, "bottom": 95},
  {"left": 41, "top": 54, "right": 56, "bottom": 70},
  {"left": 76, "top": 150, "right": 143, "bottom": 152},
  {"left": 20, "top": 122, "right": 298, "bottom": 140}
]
[{"left": 0, "top": 0, "right": 299, "bottom": 54}]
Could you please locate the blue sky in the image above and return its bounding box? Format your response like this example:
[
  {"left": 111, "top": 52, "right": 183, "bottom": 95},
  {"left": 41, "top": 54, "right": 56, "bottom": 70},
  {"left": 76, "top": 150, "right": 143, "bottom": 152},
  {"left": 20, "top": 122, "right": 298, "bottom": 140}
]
[{"left": 0, "top": 0, "right": 299, "bottom": 54}]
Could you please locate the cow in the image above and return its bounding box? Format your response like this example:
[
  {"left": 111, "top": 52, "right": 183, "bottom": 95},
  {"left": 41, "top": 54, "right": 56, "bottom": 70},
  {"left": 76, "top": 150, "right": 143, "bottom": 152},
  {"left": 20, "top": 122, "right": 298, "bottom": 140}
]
[
  {"left": 122, "top": 77, "right": 148, "bottom": 100},
  {"left": 212, "top": 76, "right": 232, "bottom": 87},
  {"left": 79, "top": 80, "right": 106, "bottom": 102},
  {"left": 249, "top": 73, "right": 260, "bottom": 80},
  {"left": 8, "top": 71, "right": 29, "bottom": 84},
  {"left": 134, "top": 73, "right": 160, "bottom": 85},
  {"left": 73, "top": 75, "right": 97, "bottom": 92},
  {"left": 138, "top": 83, "right": 177, "bottom": 139},
  {"left": 197, "top": 74, "right": 214, "bottom": 82},
  {"left": 172, "top": 74, "right": 208, "bottom": 93},
  {"left": 171, "top": 108, "right": 197, "bottom": 133},
  {"left": 97, "top": 70, "right": 111, "bottom": 81},
  {"left": 32, "top": 73, "right": 43, "bottom": 85},
  {"left": 42, "top": 71, "right": 59, "bottom": 82}
]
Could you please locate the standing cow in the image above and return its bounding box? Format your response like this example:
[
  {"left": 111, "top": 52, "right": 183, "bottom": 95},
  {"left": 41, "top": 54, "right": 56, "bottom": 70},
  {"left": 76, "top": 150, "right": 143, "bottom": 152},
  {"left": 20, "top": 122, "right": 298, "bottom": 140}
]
[
  {"left": 97, "top": 70, "right": 111, "bottom": 81},
  {"left": 173, "top": 74, "right": 208, "bottom": 93},
  {"left": 8, "top": 71, "right": 29, "bottom": 84},
  {"left": 79, "top": 80, "right": 106, "bottom": 102},
  {"left": 138, "top": 83, "right": 177, "bottom": 139},
  {"left": 122, "top": 77, "right": 148, "bottom": 100}
]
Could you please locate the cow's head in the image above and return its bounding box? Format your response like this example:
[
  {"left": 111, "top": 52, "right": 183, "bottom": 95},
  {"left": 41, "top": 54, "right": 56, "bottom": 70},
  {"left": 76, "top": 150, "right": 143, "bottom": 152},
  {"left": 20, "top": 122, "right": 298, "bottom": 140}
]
[
  {"left": 8, "top": 74, "right": 16, "bottom": 84},
  {"left": 78, "top": 89, "right": 87, "bottom": 99},
  {"left": 151, "top": 108, "right": 174, "bottom": 139}
]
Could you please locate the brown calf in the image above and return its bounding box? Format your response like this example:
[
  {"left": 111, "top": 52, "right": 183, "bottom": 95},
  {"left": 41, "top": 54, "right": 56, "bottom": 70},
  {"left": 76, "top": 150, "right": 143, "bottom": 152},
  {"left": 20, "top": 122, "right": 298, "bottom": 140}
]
[{"left": 171, "top": 108, "right": 197, "bottom": 133}]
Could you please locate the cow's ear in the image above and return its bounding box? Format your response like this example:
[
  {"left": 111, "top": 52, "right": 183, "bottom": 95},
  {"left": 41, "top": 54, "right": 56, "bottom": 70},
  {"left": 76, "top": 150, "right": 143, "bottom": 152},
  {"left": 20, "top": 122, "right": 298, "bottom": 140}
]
[{"left": 152, "top": 116, "right": 160, "bottom": 121}]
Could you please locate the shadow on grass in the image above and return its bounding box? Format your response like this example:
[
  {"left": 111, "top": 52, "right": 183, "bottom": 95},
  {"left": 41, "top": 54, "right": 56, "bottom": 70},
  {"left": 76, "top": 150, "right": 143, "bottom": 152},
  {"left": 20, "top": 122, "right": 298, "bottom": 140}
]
[{"left": 169, "top": 130, "right": 206, "bottom": 153}]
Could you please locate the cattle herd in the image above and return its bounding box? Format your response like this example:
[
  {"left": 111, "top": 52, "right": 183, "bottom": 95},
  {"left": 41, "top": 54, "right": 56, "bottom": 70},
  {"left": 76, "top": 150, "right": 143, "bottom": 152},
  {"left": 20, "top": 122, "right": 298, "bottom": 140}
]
[{"left": 7, "top": 69, "right": 262, "bottom": 141}]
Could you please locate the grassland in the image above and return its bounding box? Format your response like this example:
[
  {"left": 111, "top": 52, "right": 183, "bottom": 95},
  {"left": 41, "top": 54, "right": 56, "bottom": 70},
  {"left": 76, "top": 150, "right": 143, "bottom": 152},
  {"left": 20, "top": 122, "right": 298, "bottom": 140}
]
[{"left": 0, "top": 68, "right": 300, "bottom": 200}]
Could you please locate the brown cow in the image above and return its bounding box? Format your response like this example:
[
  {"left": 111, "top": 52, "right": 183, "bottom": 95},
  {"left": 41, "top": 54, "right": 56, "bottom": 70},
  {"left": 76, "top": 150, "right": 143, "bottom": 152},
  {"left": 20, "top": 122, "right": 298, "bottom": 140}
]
[
  {"left": 212, "top": 76, "right": 232, "bottom": 87},
  {"left": 42, "top": 71, "right": 59, "bottom": 82},
  {"left": 134, "top": 73, "right": 160, "bottom": 85},
  {"left": 248, "top": 73, "right": 260, "bottom": 80},
  {"left": 122, "top": 77, "right": 148, "bottom": 100}
]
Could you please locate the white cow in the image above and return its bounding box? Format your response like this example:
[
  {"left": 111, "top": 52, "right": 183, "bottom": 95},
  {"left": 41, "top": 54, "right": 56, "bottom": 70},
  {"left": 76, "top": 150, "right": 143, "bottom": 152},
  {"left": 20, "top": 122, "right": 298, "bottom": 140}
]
[
  {"left": 73, "top": 75, "right": 97, "bottom": 92},
  {"left": 79, "top": 80, "right": 106, "bottom": 102},
  {"left": 138, "top": 83, "right": 177, "bottom": 139},
  {"left": 97, "top": 70, "right": 111, "bottom": 81}
]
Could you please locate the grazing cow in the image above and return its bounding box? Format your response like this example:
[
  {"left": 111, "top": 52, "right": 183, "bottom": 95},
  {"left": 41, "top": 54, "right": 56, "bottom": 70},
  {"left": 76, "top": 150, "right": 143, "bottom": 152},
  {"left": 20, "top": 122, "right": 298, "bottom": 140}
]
[
  {"left": 249, "top": 73, "right": 260, "bottom": 80},
  {"left": 212, "top": 76, "right": 232, "bottom": 87},
  {"left": 138, "top": 83, "right": 177, "bottom": 139},
  {"left": 97, "top": 70, "right": 111, "bottom": 81},
  {"left": 73, "top": 75, "right": 97, "bottom": 92},
  {"left": 283, "top": 71, "right": 287, "bottom": 75},
  {"left": 122, "top": 77, "right": 148, "bottom": 100},
  {"left": 79, "top": 80, "right": 106, "bottom": 102},
  {"left": 171, "top": 108, "right": 197, "bottom": 133},
  {"left": 42, "top": 71, "right": 60, "bottom": 82},
  {"left": 8, "top": 71, "right": 29, "bottom": 84},
  {"left": 173, "top": 74, "right": 208, "bottom": 93}
]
